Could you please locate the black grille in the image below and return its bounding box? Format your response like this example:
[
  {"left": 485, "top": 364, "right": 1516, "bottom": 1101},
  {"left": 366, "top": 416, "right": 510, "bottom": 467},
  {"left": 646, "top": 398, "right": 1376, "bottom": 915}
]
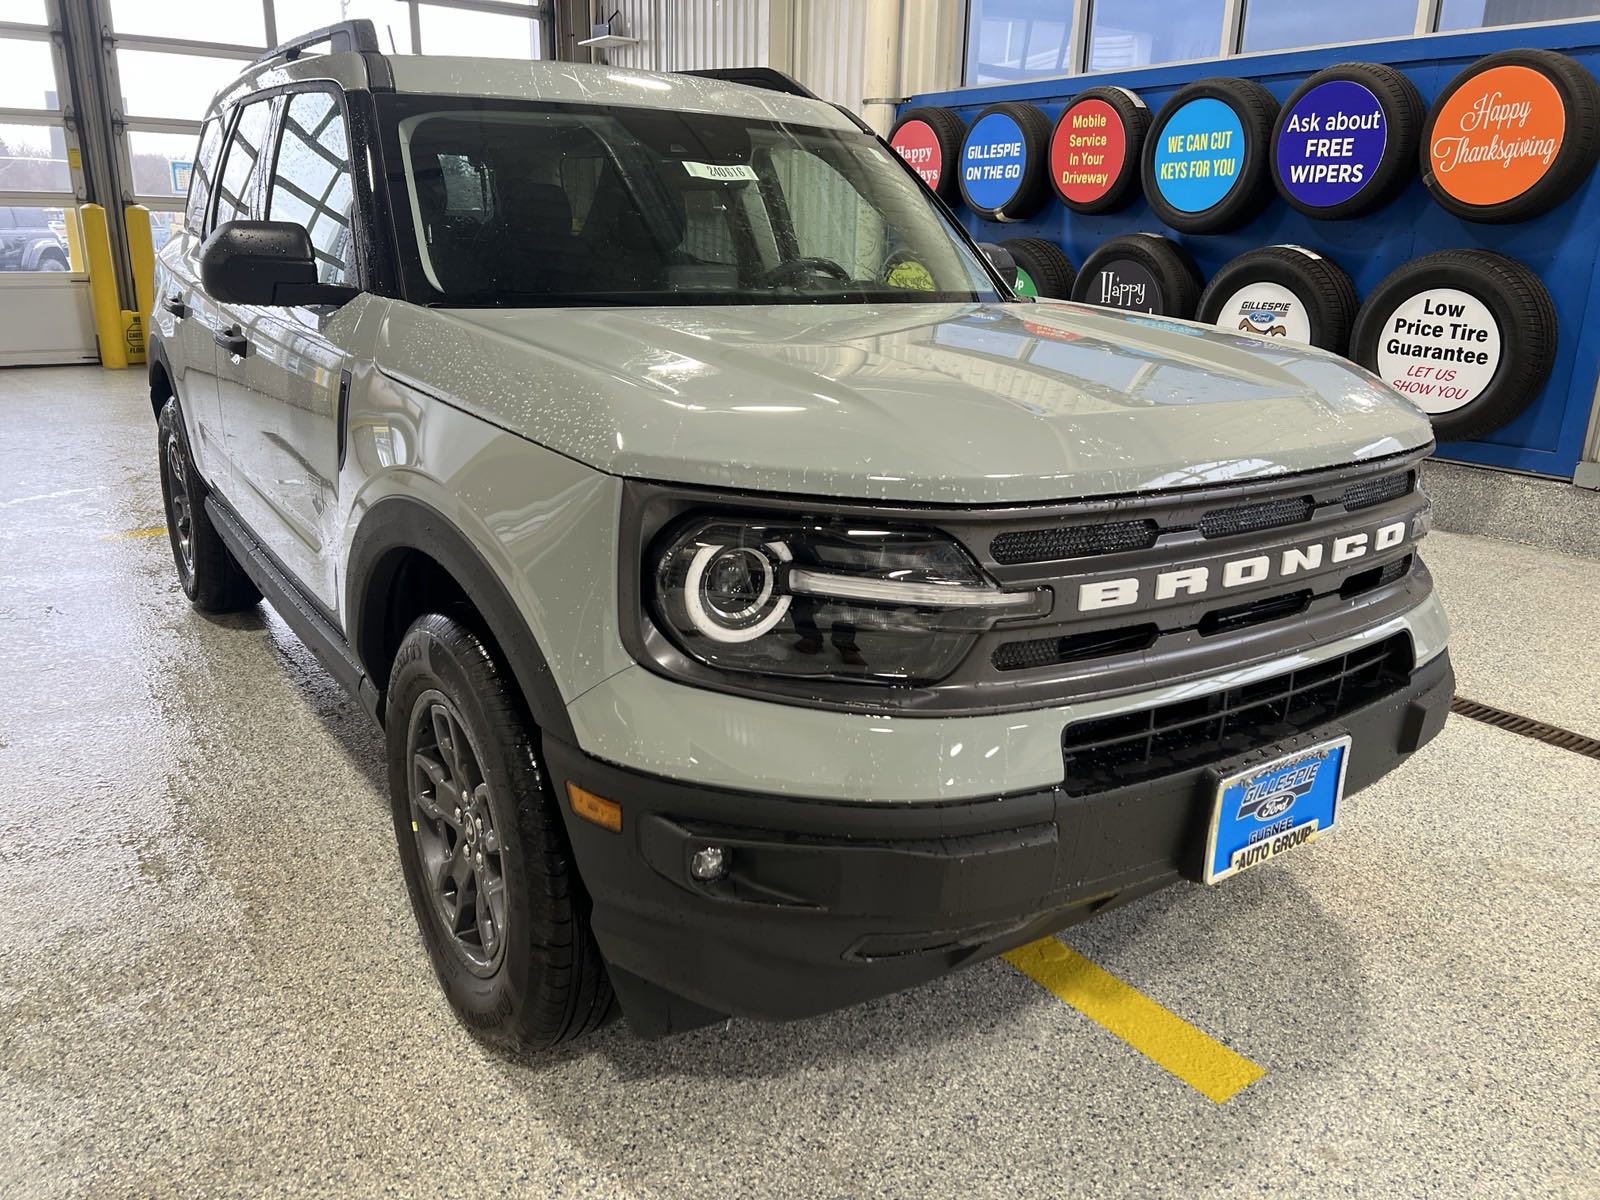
[
  {"left": 1198, "top": 494, "right": 1313, "bottom": 539},
  {"left": 1339, "top": 554, "right": 1412, "bottom": 599},
  {"left": 1059, "top": 633, "right": 1412, "bottom": 795},
  {"left": 993, "top": 624, "right": 1159, "bottom": 672},
  {"left": 1197, "top": 589, "right": 1312, "bottom": 637},
  {"left": 1342, "top": 470, "right": 1414, "bottom": 511},
  {"left": 990, "top": 519, "right": 1159, "bottom": 565}
]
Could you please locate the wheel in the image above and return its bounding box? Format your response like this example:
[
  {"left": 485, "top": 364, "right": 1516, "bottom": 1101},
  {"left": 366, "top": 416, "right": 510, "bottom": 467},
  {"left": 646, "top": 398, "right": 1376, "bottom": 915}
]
[
  {"left": 1071, "top": 233, "right": 1203, "bottom": 318},
  {"left": 1349, "top": 249, "right": 1557, "bottom": 441},
  {"left": 1001, "top": 237, "right": 1076, "bottom": 298},
  {"left": 1142, "top": 77, "right": 1280, "bottom": 233},
  {"left": 1048, "top": 85, "right": 1150, "bottom": 214},
  {"left": 959, "top": 101, "right": 1052, "bottom": 222},
  {"left": 35, "top": 250, "right": 69, "bottom": 272},
  {"left": 387, "top": 613, "right": 615, "bottom": 1050},
  {"left": 1196, "top": 245, "right": 1358, "bottom": 353},
  {"left": 156, "top": 397, "right": 260, "bottom": 612},
  {"left": 889, "top": 106, "right": 966, "bottom": 202}
]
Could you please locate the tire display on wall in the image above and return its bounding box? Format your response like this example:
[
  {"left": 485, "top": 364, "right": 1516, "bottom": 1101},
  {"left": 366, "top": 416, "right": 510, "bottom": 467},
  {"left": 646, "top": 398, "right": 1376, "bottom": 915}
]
[
  {"left": 1142, "top": 77, "right": 1279, "bottom": 233},
  {"left": 1048, "top": 86, "right": 1150, "bottom": 213},
  {"left": 1196, "top": 245, "right": 1359, "bottom": 353},
  {"left": 1271, "top": 62, "right": 1424, "bottom": 219},
  {"left": 889, "top": 106, "right": 965, "bottom": 202},
  {"left": 1421, "top": 49, "right": 1600, "bottom": 223},
  {"left": 1351, "top": 249, "right": 1557, "bottom": 441},
  {"left": 1001, "top": 237, "right": 1076, "bottom": 298},
  {"left": 958, "top": 101, "right": 1052, "bottom": 221},
  {"left": 1070, "top": 233, "right": 1203, "bottom": 317}
]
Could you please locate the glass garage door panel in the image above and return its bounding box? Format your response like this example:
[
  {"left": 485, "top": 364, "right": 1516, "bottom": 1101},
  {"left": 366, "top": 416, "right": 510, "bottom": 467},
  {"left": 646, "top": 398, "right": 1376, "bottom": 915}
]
[
  {"left": 1438, "top": 0, "right": 1600, "bottom": 30},
  {"left": 0, "top": 122, "right": 70, "bottom": 192},
  {"left": 1087, "top": 0, "right": 1227, "bottom": 71},
  {"left": 108, "top": 0, "right": 266, "bottom": 45},
  {"left": 417, "top": 5, "right": 541, "bottom": 57},
  {"left": 128, "top": 129, "right": 204, "bottom": 202},
  {"left": 115, "top": 50, "right": 245, "bottom": 121},
  {"left": 0, "top": 38, "right": 61, "bottom": 110},
  {"left": 273, "top": 0, "right": 415, "bottom": 52},
  {"left": 1241, "top": 0, "right": 1416, "bottom": 52}
]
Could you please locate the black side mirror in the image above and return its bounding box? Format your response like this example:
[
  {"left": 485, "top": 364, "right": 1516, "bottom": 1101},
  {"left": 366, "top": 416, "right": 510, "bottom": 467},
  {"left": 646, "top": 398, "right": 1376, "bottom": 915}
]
[
  {"left": 199, "top": 220, "right": 358, "bottom": 307},
  {"left": 978, "top": 241, "right": 1018, "bottom": 289}
]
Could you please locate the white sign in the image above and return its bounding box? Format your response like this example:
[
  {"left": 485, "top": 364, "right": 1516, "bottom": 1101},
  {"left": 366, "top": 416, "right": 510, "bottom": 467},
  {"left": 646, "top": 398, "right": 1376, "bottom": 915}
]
[
  {"left": 682, "top": 161, "right": 757, "bottom": 181},
  {"left": 1375, "top": 287, "right": 1501, "bottom": 414},
  {"left": 1216, "top": 282, "right": 1312, "bottom": 344}
]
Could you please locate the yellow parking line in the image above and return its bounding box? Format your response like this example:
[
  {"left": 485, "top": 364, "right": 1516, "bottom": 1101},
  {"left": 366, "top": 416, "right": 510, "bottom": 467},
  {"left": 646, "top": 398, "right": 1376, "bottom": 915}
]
[
  {"left": 1004, "top": 938, "right": 1265, "bottom": 1103},
  {"left": 105, "top": 525, "right": 167, "bottom": 539}
]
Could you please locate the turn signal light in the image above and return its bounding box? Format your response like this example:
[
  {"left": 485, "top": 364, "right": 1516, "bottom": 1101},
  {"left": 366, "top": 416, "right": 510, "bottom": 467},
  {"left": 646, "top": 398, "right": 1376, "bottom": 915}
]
[{"left": 567, "top": 783, "right": 622, "bottom": 833}]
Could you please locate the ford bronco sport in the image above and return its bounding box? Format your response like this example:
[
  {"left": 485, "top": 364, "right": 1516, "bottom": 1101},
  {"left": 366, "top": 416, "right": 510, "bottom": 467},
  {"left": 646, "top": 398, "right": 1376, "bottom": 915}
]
[{"left": 149, "top": 21, "right": 1452, "bottom": 1048}]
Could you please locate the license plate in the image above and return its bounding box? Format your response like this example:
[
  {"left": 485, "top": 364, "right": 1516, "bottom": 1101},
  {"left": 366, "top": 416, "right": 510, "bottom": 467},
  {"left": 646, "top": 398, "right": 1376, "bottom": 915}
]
[{"left": 1202, "top": 736, "right": 1351, "bottom": 885}]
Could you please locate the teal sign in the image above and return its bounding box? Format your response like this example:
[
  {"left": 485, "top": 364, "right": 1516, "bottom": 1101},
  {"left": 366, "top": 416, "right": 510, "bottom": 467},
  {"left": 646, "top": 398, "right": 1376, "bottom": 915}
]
[{"left": 1150, "top": 98, "right": 1245, "bottom": 213}]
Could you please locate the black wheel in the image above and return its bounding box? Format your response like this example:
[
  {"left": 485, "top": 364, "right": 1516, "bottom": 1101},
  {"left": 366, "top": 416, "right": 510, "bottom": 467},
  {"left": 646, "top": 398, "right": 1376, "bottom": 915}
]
[
  {"left": 1001, "top": 237, "right": 1076, "bottom": 298},
  {"left": 1071, "top": 233, "right": 1203, "bottom": 318},
  {"left": 1421, "top": 49, "right": 1600, "bottom": 223},
  {"left": 1048, "top": 85, "right": 1150, "bottom": 214},
  {"left": 1271, "top": 62, "right": 1424, "bottom": 220},
  {"left": 1196, "top": 244, "right": 1358, "bottom": 353},
  {"left": 1350, "top": 249, "right": 1557, "bottom": 441},
  {"left": 959, "top": 101, "right": 1052, "bottom": 222},
  {"left": 156, "top": 397, "right": 260, "bottom": 613},
  {"left": 387, "top": 613, "right": 615, "bottom": 1050},
  {"left": 35, "top": 248, "right": 69, "bottom": 272},
  {"left": 1142, "top": 77, "right": 1280, "bottom": 234},
  {"left": 889, "top": 105, "right": 966, "bottom": 202}
]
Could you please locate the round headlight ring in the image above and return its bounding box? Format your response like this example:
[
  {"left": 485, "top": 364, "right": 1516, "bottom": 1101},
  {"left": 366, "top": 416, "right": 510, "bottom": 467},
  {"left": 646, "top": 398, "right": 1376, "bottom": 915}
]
[{"left": 682, "top": 540, "right": 793, "bottom": 643}]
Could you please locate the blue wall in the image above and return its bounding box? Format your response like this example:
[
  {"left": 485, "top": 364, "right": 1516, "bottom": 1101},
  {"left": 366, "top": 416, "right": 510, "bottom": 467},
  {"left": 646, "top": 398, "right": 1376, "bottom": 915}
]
[{"left": 904, "top": 20, "right": 1600, "bottom": 480}]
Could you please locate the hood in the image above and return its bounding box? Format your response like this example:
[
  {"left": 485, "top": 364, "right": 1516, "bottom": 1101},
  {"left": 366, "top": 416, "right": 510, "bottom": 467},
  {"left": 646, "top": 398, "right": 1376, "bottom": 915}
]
[{"left": 376, "top": 299, "right": 1432, "bottom": 505}]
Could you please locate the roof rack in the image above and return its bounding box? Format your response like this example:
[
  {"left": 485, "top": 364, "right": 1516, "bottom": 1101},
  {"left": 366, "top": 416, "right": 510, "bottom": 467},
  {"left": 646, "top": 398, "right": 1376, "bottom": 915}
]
[
  {"left": 250, "top": 18, "right": 382, "bottom": 66},
  {"left": 677, "top": 67, "right": 819, "bottom": 100}
]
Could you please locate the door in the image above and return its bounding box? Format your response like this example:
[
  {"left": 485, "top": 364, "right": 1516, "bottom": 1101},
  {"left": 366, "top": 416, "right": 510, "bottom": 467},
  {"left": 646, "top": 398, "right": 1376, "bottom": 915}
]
[{"left": 217, "top": 88, "right": 363, "bottom": 611}]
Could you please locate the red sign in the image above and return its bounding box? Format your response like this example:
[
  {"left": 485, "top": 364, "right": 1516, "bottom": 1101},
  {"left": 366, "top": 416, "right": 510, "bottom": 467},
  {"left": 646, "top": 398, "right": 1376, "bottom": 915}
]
[
  {"left": 1049, "top": 97, "right": 1127, "bottom": 206},
  {"left": 890, "top": 119, "right": 943, "bottom": 191}
]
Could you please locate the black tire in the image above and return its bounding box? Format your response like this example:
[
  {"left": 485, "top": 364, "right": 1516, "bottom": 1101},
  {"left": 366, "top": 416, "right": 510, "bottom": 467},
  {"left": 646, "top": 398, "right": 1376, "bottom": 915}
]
[
  {"left": 1001, "top": 237, "right": 1076, "bottom": 298},
  {"left": 1142, "top": 77, "right": 1280, "bottom": 234},
  {"left": 959, "top": 101, "right": 1052, "bottom": 222},
  {"left": 1049, "top": 85, "right": 1150, "bottom": 214},
  {"left": 1350, "top": 249, "right": 1557, "bottom": 441},
  {"left": 1070, "top": 233, "right": 1203, "bottom": 318},
  {"left": 35, "top": 247, "right": 70, "bottom": 271},
  {"left": 889, "top": 105, "right": 966, "bottom": 202},
  {"left": 387, "top": 613, "right": 615, "bottom": 1050},
  {"left": 1421, "top": 49, "right": 1600, "bottom": 223},
  {"left": 1271, "top": 62, "right": 1424, "bottom": 219},
  {"left": 1196, "top": 245, "right": 1358, "bottom": 353},
  {"left": 156, "top": 397, "right": 260, "bottom": 613}
]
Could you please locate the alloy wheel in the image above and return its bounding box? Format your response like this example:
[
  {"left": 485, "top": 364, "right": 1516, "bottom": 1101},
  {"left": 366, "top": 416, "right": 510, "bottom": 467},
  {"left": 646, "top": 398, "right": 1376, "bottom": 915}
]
[{"left": 164, "top": 433, "right": 194, "bottom": 576}]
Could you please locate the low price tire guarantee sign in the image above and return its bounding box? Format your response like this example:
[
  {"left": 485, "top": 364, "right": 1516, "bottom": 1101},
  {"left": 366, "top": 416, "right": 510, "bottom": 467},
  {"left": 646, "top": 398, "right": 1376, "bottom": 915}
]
[{"left": 1375, "top": 288, "right": 1501, "bottom": 415}]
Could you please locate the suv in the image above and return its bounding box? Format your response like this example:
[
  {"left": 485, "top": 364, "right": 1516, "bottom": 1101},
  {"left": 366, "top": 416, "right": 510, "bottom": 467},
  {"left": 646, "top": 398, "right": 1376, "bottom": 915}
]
[
  {"left": 150, "top": 22, "right": 1452, "bottom": 1048},
  {"left": 0, "top": 206, "right": 70, "bottom": 272}
]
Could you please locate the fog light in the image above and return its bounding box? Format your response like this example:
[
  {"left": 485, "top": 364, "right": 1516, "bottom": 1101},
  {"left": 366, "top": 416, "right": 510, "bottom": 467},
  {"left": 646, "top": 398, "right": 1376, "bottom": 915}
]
[{"left": 689, "top": 845, "right": 727, "bottom": 881}]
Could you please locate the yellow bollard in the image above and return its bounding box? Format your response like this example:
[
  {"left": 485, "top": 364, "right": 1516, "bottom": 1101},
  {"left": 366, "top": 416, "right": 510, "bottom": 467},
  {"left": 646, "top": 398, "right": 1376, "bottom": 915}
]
[
  {"left": 79, "top": 203, "right": 127, "bottom": 369},
  {"left": 124, "top": 204, "right": 156, "bottom": 334},
  {"left": 63, "top": 206, "right": 85, "bottom": 272}
]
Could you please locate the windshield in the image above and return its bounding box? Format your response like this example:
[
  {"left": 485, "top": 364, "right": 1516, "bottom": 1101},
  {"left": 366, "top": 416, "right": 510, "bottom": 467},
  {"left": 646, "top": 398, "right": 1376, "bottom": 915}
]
[{"left": 378, "top": 95, "right": 1005, "bottom": 307}]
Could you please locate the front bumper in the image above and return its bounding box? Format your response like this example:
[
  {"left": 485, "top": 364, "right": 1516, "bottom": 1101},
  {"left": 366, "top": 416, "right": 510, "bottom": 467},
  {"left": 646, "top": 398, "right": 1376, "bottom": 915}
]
[{"left": 546, "top": 648, "right": 1453, "bottom": 1036}]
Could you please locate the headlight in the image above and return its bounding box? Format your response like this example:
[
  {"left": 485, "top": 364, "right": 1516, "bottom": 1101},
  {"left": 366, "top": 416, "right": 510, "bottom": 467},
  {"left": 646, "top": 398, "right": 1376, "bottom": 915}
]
[{"left": 650, "top": 516, "right": 1046, "bottom": 684}]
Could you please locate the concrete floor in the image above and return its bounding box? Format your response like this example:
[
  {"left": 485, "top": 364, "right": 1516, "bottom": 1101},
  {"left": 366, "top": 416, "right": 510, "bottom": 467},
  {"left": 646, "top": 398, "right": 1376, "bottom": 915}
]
[{"left": 3, "top": 365, "right": 1598, "bottom": 1199}]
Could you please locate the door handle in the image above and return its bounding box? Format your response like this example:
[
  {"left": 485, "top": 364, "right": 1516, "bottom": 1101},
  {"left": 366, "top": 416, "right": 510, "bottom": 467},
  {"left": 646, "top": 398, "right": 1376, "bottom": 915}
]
[
  {"left": 163, "top": 293, "right": 187, "bottom": 318},
  {"left": 214, "top": 324, "right": 248, "bottom": 357}
]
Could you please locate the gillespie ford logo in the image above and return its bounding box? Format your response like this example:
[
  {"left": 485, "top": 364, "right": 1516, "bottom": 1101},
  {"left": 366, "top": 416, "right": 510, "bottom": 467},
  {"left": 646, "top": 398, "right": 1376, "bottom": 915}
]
[{"left": 1076, "top": 519, "right": 1408, "bottom": 612}]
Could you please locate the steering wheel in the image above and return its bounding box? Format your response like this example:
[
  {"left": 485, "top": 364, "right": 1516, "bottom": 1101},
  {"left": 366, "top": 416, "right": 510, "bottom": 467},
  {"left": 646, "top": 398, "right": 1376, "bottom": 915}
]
[{"left": 758, "top": 256, "right": 852, "bottom": 288}]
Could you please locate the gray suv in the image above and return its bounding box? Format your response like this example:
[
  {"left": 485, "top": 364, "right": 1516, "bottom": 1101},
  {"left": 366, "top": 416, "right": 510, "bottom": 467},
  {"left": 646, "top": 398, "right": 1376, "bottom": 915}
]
[{"left": 149, "top": 22, "right": 1453, "bottom": 1048}]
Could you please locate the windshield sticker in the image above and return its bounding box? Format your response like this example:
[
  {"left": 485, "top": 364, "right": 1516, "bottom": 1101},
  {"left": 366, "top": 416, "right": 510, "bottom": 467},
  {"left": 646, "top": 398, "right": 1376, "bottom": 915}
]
[{"left": 682, "top": 161, "right": 758, "bottom": 181}]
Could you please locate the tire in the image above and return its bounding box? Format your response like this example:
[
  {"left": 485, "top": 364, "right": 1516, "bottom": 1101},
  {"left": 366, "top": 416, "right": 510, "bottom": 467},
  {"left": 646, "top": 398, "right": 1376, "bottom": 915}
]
[
  {"left": 1196, "top": 245, "right": 1358, "bottom": 353},
  {"left": 959, "top": 101, "right": 1052, "bottom": 222},
  {"left": 156, "top": 397, "right": 260, "bottom": 613},
  {"left": 1421, "top": 49, "right": 1600, "bottom": 223},
  {"left": 1350, "top": 249, "right": 1557, "bottom": 441},
  {"left": 35, "top": 248, "right": 69, "bottom": 272},
  {"left": 387, "top": 612, "right": 615, "bottom": 1050},
  {"left": 1271, "top": 62, "right": 1424, "bottom": 220},
  {"left": 1070, "top": 233, "right": 1203, "bottom": 318},
  {"left": 889, "top": 105, "right": 965, "bottom": 202},
  {"left": 1049, "top": 85, "right": 1150, "bottom": 214},
  {"left": 1001, "top": 237, "right": 1076, "bottom": 298},
  {"left": 1142, "top": 77, "right": 1280, "bottom": 233}
]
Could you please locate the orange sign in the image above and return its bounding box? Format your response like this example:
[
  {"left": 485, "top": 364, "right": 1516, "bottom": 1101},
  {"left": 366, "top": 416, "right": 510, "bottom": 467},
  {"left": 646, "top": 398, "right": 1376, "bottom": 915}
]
[{"left": 1429, "top": 65, "right": 1566, "bottom": 205}]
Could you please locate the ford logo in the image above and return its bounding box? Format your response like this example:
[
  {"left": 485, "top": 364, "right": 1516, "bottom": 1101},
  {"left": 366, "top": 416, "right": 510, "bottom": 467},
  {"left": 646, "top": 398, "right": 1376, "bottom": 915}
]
[{"left": 1254, "top": 791, "right": 1296, "bottom": 821}]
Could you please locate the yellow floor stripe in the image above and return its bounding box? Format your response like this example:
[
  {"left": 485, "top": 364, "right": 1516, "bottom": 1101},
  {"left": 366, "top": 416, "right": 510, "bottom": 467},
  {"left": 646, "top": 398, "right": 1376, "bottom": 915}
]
[
  {"left": 1004, "top": 938, "right": 1265, "bottom": 1103},
  {"left": 106, "top": 525, "right": 167, "bottom": 539}
]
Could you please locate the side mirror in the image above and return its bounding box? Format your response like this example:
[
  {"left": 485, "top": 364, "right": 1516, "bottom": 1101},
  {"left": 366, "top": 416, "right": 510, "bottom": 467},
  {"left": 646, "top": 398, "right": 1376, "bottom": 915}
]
[
  {"left": 199, "top": 220, "right": 358, "bottom": 307},
  {"left": 978, "top": 241, "right": 1018, "bottom": 289}
]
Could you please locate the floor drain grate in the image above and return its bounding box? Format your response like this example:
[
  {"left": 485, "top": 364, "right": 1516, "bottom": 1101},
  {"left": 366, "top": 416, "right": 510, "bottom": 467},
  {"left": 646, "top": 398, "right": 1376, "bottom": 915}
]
[{"left": 1450, "top": 696, "right": 1600, "bottom": 760}]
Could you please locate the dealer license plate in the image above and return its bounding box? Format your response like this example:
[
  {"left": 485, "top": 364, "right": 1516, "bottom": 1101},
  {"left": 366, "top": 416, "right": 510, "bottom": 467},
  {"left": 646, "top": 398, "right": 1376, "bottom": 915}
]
[{"left": 1203, "top": 736, "right": 1351, "bottom": 885}]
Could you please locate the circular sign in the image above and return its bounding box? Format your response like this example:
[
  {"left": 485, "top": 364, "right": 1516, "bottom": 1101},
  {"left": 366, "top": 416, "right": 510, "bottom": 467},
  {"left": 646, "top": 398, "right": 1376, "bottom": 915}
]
[
  {"left": 1428, "top": 65, "right": 1565, "bottom": 207},
  {"left": 890, "top": 119, "right": 944, "bottom": 192},
  {"left": 961, "top": 110, "right": 1029, "bottom": 212},
  {"left": 1050, "top": 97, "right": 1127, "bottom": 206},
  {"left": 1373, "top": 287, "right": 1501, "bottom": 414},
  {"left": 1083, "top": 258, "right": 1162, "bottom": 313},
  {"left": 1149, "top": 97, "right": 1247, "bottom": 213},
  {"left": 1013, "top": 267, "right": 1039, "bottom": 297},
  {"left": 1214, "top": 281, "right": 1313, "bottom": 344},
  {"left": 1276, "top": 80, "right": 1387, "bottom": 209}
]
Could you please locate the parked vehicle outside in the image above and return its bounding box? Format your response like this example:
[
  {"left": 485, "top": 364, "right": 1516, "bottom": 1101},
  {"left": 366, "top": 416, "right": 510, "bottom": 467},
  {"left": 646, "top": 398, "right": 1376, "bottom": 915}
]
[{"left": 0, "top": 206, "right": 69, "bottom": 272}]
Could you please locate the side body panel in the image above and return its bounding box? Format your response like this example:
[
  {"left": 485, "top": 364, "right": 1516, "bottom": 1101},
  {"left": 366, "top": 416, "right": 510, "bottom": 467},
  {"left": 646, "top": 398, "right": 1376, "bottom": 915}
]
[{"left": 153, "top": 229, "right": 224, "bottom": 484}]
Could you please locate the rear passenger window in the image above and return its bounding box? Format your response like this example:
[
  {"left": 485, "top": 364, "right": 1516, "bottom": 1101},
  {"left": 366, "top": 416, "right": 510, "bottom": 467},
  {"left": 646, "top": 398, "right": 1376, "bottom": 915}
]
[
  {"left": 268, "top": 91, "right": 357, "bottom": 285},
  {"left": 213, "top": 98, "right": 274, "bottom": 229},
  {"left": 185, "top": 118, "right": 224, "bottom": 233}
]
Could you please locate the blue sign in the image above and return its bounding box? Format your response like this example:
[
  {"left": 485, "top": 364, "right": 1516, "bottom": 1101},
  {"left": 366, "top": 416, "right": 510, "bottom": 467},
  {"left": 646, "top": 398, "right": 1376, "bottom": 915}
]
[
  {"left": 1149, "top": 97, "right": 1246, "bottom": 213},
  {"left": 170, "top": 159, "right": 192, "bottom": 194},
  {"left": 961, "top": 111, "right": 1027, "bottom": 211},
  {"left": 1276, "top": 80, "right": 1387, "bottom": 208}
]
